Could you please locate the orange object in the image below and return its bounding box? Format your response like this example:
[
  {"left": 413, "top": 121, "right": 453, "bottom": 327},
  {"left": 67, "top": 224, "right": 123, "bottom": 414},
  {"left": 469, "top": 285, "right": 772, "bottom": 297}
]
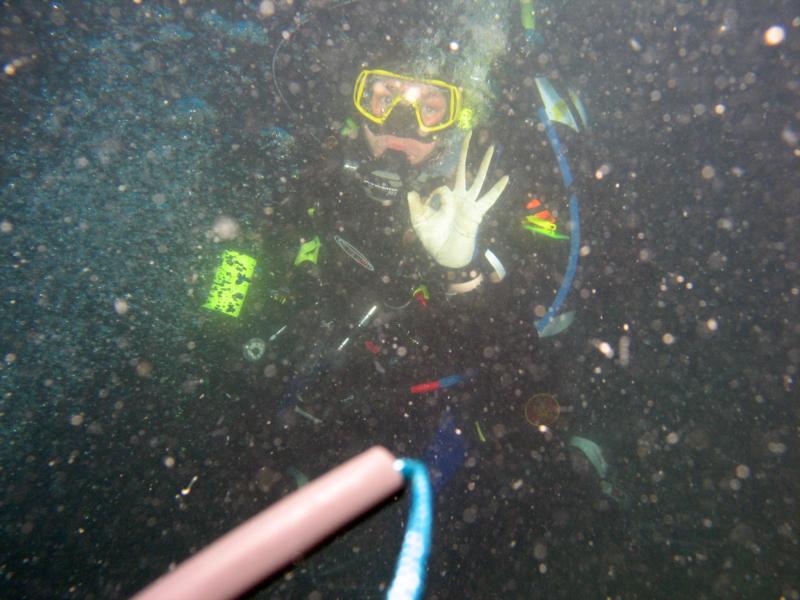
[
  {"left": 526, "top": 198, "right": 556, "bottom": 224},
  {"left": 524, "top": 393, "right": 560, "bottom": 427}
]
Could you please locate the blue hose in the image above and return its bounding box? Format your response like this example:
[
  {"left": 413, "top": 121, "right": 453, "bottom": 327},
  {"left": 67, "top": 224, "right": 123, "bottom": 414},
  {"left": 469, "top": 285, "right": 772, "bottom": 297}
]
[
  {"left": 536, "top": 193, "right": 580, "bottom": 333},
  {"left": 386, "top": 459, "right": 433, "bottom": 600},
  {"left": 534, "top": 106, "right": 582, "bottom": 334}
]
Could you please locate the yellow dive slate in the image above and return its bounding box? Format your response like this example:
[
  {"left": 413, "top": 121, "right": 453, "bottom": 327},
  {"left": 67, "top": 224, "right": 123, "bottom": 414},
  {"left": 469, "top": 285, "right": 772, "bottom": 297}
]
[{"left": 203, "top": 250, "right": 257, "bottom": 317}]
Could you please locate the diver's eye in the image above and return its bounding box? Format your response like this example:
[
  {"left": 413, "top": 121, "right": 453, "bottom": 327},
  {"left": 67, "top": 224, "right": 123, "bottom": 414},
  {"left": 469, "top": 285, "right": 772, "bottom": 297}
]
[
  {"left": 371, "top": 93, "right": 393, "bottom": 116},
  {"left": 420, "top": 103, "right": 445, "bottom": 126}
]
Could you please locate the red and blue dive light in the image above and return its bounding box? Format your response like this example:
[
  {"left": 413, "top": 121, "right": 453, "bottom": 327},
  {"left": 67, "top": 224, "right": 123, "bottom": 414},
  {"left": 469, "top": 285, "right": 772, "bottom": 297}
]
[{"left": 410, "top": 374, "right": 464, "bottom": 394}]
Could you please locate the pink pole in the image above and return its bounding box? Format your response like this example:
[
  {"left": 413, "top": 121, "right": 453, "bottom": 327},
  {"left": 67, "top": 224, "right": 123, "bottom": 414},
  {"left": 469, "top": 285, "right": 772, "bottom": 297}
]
[{"left": 132, "top": 446, "right": 404, "bottom": 600}]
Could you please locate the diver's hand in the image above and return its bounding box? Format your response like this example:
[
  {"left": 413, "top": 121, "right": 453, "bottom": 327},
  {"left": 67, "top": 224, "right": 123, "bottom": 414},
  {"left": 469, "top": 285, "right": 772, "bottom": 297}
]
[{"left": 408, "top": 131, "right": 508, "bottom": 269}]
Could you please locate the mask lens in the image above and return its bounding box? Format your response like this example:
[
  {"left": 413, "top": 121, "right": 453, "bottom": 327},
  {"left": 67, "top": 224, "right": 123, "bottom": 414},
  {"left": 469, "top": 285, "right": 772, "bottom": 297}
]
[
  {"left": 365, "top": 77, "right": 400, "bottom": 119},
  {"left": 416, "top": 87, "right": 449, "bottom": 128},
  {"left": 355, "top": 71, "right": 458, "bottom": 132}
]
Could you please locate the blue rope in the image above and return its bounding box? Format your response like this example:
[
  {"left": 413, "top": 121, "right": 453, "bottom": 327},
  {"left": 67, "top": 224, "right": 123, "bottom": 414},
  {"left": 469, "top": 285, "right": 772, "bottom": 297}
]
[
  {"left": 535, "top": 106, "right": 582, "bottom": 334},
  {"left": 386, "top": 459, "right": 433, "bottom": 600},
  {"left": 539, "top": 107, "right": 574, "bottom": 187}
]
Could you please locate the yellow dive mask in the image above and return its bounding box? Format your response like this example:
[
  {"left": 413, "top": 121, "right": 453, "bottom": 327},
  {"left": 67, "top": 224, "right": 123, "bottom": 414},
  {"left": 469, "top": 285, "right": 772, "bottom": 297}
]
[{"left": 353, "top": 69, "right": 462, "bottom": 133}]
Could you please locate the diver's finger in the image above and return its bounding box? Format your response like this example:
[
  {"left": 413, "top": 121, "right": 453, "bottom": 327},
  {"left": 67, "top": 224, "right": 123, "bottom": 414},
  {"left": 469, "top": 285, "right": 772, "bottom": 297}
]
[
  {"left": 476, "top": 175, "right": 509, "bottom": 215},
  {"left": 454, "top": 130, "right": 472, "bottom": 191},
  {"left": 470, "top": 144, "right": 495, "bottom": 197},
  {"left": 428, "top": 186, "right": 457, "bottom": 219},
  {"left": 407, "top": 191, "right": 426, "bottom": 222}
]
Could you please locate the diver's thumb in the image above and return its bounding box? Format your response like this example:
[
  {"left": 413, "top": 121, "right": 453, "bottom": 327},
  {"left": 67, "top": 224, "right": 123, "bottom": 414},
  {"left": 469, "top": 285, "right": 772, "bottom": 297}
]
[{"left": 407, "top": 191, "right": 425, "bottom": 223}]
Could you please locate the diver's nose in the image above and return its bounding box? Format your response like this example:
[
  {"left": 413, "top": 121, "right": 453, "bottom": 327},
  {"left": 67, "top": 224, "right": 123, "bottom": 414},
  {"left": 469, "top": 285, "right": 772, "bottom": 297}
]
[{"left": 382, "top": 103, "right": 418, "bottom": 136}]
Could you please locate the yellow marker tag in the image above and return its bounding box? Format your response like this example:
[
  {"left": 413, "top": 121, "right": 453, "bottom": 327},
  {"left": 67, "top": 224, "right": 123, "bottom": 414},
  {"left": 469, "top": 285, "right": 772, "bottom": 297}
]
[
  {"left": 294, "top": 236, "right": 321, "bottom": 266},
  {"left": 524, "top": 215, "right": 556, "bottom": 231},
  {"left": 203, "top": 250, "right": 257, "bottom": 318}
]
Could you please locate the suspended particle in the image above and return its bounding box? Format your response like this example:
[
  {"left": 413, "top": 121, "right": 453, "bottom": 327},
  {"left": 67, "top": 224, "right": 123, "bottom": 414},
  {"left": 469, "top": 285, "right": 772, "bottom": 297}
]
[{"left": 763, "top": 25, "right": 785, "bottom": 46}]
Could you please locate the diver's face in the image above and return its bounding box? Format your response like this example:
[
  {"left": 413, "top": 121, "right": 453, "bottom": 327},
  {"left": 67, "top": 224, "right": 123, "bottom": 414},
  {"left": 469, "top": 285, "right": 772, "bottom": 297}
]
[{"left": 362, "top": 76, "right": 449, "bottom": 165}]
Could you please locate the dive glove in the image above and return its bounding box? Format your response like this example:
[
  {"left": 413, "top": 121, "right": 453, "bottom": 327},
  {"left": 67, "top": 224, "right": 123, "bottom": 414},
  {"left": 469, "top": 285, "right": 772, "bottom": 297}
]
[{"left": 407, "top": 131, "right": 508, "bottom": 269}]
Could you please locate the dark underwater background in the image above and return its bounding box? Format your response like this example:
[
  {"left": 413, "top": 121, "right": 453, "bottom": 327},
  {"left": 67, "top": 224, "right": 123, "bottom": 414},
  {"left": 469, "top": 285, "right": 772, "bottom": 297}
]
[{"left": 0, "top": 1, "right": 797, "bottom": 598}]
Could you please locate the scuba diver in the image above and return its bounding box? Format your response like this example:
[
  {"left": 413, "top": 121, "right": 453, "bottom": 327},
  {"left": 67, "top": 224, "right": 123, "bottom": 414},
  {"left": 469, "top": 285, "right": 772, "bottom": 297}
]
[
  {"left": 194, "top": 0, "right": 633, "bottom": 503},
  {"left": 203, "top": 2, "right": 627, "bottom": 594},
  {"left": 256, "top": 1, "right": 588, "bottom": 412},
  {"left": 185, "top": 1, "right": 567, "bottom": 440},
  {"left": 269, "top": 0, "right": 622, "bottom": 522}
]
